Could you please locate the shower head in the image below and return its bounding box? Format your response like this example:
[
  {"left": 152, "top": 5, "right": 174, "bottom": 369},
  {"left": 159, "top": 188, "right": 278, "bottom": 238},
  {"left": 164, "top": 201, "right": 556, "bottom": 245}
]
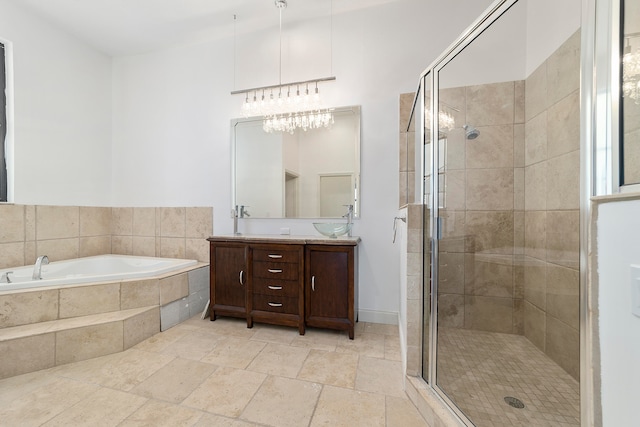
[{"left": 463, "top": 124, "right": 480, "bottom": 140}]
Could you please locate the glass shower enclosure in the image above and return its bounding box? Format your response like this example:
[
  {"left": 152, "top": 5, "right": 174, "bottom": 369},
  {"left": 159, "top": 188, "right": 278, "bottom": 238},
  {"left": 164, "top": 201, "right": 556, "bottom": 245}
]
[{"left": 413, "top": 0, "right": 583, "bottom": 425}]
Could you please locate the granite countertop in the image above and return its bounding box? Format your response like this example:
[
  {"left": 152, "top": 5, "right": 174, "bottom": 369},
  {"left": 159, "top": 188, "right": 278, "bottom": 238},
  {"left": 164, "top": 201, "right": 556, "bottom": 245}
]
[{"left": 207, "top": 234, "right": 361, "bottom": 245}]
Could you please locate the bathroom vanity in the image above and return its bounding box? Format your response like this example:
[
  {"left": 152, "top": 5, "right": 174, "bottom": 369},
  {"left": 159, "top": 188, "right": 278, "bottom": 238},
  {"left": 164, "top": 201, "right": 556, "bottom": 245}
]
[{"left": 207, "top": 235, "right": 359, "bottom": 339}]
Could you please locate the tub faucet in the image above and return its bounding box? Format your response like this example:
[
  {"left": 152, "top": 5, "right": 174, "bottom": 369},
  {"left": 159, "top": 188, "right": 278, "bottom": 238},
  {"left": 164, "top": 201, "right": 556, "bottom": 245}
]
[
  {"left": 342, "top": 204, "right": 354, "bottom": 237},
  {"left": 32, "top": 255, "right": 49, "bottom": 280},
  {"left": 0, "top": 271, "right": 12, "bottom": 283}
]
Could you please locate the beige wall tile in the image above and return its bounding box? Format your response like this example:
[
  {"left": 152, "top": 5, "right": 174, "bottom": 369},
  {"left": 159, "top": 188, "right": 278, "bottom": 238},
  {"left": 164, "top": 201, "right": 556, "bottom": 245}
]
[
  {"left": 25, "top": 205, "right": 36, "bottom": 241},
  {"left": 524, "top": 210, "right": 546, "bottom": 260},
  {"left": 513, "top": 124, "right": 525, "bottom": 167},
  {"left": 79, "top": 206, "right": 111, "bottom": 237},
  {"left": 514, "top": 168, "right": 525, "bottom": 211},
  {"left": 55, "top": 322, "right": 124, "bottom": 365},
  {"left": 440, "top": 86, "right": 467, "bottom": 128},
  {"left": 133, "top": 207, "right": 156, "bottom": 237},
  {"left": 24, "top": 241, "right": 36, "bottom": 266},
  {"left": 464, "top": 295, "right": 513, "bottom": 333},
  {"left": 525, "top": 62, "right": 547, "bottom": 121},
  {"left": 121, "top": 279, "right": 159, "bottom": 309},
  {"left": 36, "top": 206, "right": 79, "bottom": 240},
  {"left": 514, "top": 80, "right": 525, "bottom": 123},
  {"left": 112, "top": 207, "right": 133, "bottom": 236},
  {"left": 464, "top": 254, "right": 514, "bottom": 298},
  {"left": 186, "top": 207, "right": 213, "bottom": 238},
  {"left": 524, "top": 162, "right": 547, "bottom": 211},
  {"left": 546, "top": 150, "right": 580, "bottom": 210},
  {"left": 160, "top": 237, "right": 186, "bottom": 259},
  {"left": 59, "top": 283, "right": 121, "bottom": 318},
  {"left": 0, "top": 289, "right": 59, "bottom": 328},
  {"left": 186, "top": 238, "right": 209, "bottom": 262},
  {"left": 524, "top": 257, "right": 547, "bottom": 309},
  {"left": 406, "top": 131, "right": 416, "bottom": 173},
  {"left": 546, "top": 210, "right": 580, "bottom": 269},
  {"left": 112, "top": 236, "right": 133, "bottom": 255},
  {"left": 437, "top": 294, "right": 464, "bottom": 328},
  {"left": 547, "top": 90, "right": 580, "bottom": 158},
  {"left": 399, "top": 171, "right": 408, "bottom": 208},
  {"left": 547, "top": 29, "right": 581, "bottom": 108},
  {"left": 36, "top": 238, "right": 79, "bottom": 262},
  {"left": 160, "top": 207, "right": 185, "bottom": 238},
  {"left": 545, "top": 315, "right": 580, "bottom": 380},
  {"left": 407, "top": 171, "right": 416, "bottom": 203},
  {"left": 466, "top": 169, "right": 514, "bottom": 211},
  {"left": 406, "top": 344, "right": 421, "bottom": 376},
  {"left": 399, "top": 92, "right": 415, "bottom": 132},
  {"left": 0, "top": 334, "right": 56, "bottom": 379},
  {"left": 399, "top": 132, "right": 408, "bottom": 173},
  {"left": 446, "top": 129, "right": 466, "bottom": 170},
  {"left": 133, "top": 236, "right": 156, "bottom": 257},
  {"left": 124, "top": 307, "right": 160, "bottom": 349},
  {"left": 465, "top": 211, "right": 513, "bottom": 255},
  {"left": 159, "top": 273, "right": 189, "bottom": 306},
  {"left": 466, "top": 125, "right": 514, "bottom": 169},
  {"left": 0, "top": 242, "right": 25, "bottom": 269},
  {"left": 513, "top": 298, "right": 524, "bottom": 334},
  {"left": 438, "top": 252, "right": 464, "bottom": 294},
  {"left": 514, "top": 211, "right": 525, "bottom": 254},
  {"left": 445, "top": 169, "right": 466, "bottom": 210},
  {"left": 546, "top": 264, "right": 580, "bottom": 330},
  {"left": 524, "top": 301, "right": 545, "bottom": 351},
  {"left": 466, "top": 82, "right": 514, "bottom": 126},
  {"left": 525, "top": 111, "right": 547, "bottom": 166},
  {"left": 0, "top": 204, "right": 24, "bottom": 243},
  {"left": 79, "top": 236, "right": 111, "bottom": 257}
]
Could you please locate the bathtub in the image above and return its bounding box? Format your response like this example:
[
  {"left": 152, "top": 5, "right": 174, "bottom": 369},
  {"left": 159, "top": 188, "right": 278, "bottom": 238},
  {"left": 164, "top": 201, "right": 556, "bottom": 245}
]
[{"left": 0, "top": 255, "right": 198, "bottom": 291}]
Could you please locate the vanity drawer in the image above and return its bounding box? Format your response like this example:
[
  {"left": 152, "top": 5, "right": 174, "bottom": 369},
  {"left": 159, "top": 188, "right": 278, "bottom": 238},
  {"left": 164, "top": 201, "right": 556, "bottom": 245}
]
[
  {"left": 253, "top": 294, "right": 298, "bottom": 314},
  {"left": 253, "top": 248, "right": 301, "bottom": 264},
  {"left": 253, "top": 261, "right": 298, "bottom": 280},
  {"left": 253, "top": 278, "right": 298, "bottom": 297}
]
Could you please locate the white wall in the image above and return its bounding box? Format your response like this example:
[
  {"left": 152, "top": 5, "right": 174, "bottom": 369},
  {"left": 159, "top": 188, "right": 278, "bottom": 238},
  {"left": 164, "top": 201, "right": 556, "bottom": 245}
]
[
  {"left": 596, "top": 198, "right": 640, "bottom": 426},
  {"left": 0, "top": 0, "right": 112, "bottom": 206},
  {"left": 110, "top": 0, "right": 494, "bottom": 321}
]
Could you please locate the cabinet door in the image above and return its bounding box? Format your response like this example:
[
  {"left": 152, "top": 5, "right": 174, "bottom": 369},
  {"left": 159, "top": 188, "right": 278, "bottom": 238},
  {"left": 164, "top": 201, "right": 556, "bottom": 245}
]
[
  {"left": 305, "top": 245, "right": 354, "bottom": 338},
  {"left": 211, "top": 244, "right": 247, "bottom": 314}
]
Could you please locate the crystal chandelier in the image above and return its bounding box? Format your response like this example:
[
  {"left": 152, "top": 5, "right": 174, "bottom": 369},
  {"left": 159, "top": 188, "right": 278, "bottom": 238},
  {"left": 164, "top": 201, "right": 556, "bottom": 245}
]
[
  {"left": 425, "top": 108, "right": 456, "bottom": 133},
  {"left": 233, "top": 0, "right": 335, "bottom": 134},
  {"left": 623, "top": 35, "right": 640, "bottom": 104}
]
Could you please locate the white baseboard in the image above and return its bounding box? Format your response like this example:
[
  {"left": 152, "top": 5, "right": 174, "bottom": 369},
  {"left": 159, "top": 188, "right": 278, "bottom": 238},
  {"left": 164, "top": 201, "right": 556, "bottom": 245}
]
[{"left": 357, "top": 309, "right": 398, "bottom": 325}]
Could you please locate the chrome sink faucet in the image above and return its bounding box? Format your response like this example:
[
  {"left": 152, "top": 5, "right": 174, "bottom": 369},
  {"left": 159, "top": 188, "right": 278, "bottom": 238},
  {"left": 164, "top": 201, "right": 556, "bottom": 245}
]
[
  {"left": 342, "top": 204, "right": 354, "bottom": 237},
  {"left": 32, "top": 255, "right": 49, "bottom": 280},
  {"left": 232, "top": 205, "right": 251, "bottom": 235}
]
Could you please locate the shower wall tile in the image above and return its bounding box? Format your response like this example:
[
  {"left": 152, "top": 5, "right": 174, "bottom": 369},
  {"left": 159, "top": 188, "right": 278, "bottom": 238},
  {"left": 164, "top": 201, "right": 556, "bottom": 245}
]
[
  {"left": 407, "top": 229, "right": 423, "bottom": 254},
  {"left": 0, "top": 204, "right": 24, "bottom": 243},
  {"left": 524, "top": 211, "right": 546, "bottom": 260},
  {"left": 546, "top": 264, "right": 580, "bottom": 330},
  {"left": 160, "top": 207, "right": 186, "bottom": 238},
  {"left": 79, "top": 207, "right": 111, "bottom": 237},
  {"left": 465, "top": 211, "right": 513, "bottom": 255},
  {"left": 464, "top": 254, "right": 514, "bottom": 298},
  {"left": 438, "top": 252, "right": 465, "bottom": 294},
  {"left": 513, "top": 211, "right": 525, "bottom": 255},
  {"left": 440, "top": 87, "right": 467, "bottom": 127},
  {"left": 111, "top": 207, "right": 133, "bottom": 236},
  {"left": 546, "top": 29, "right": 581, "bottom": 108},
  {"left": 79, "top": 236, "right": 111, "bottom": 258},
  {"left": 546, "top": 150, "right": 580, "bottom": 210},
  {"left": 186, "top": 207, "right": 213, "bottom": 239},
  {"left": 464, "top": 295, "right": 513, "bottom": 333},
  {"left": 37, "top": 238, "right": 78, "bottom": 262},
  {"left": 545, "top": 315, "right": 580, "bottom": 380},
  {"left": 133, "top": 207, "right": 156, "bottom": 237},
  {"left": 407, "top": 132, "right": 417, "bottom": 173},
  {"left": 36, "top": 206, "right": 79, "bottom": 240},
  {"left": 466, "top": 168, "right": 514, "bottom": 211},
  {"left": 524, "top": 257, "right": 546, "bottom": 309},
  {"left": 0, "top": 242, "right": 24, "bottom": 269},
  {"left": 465, "top": 125, "right": 514, "bottom": 169},
  {"left": 466, "top": 82, "right": 515, "bottom": 126},
  {"left": 407, "top": 204, "right": 423, "bottom": 229},
  {"left": 399, "top": 132, "right": 408, "bottom": 173},
  {"left": 514, "top": 80, "right": 526, "bottom": 124},
  {"left": 524, "top": 301, "right": 545, "bottom": 351},
  {"left": 399, "top": 92, "right": 415, "bottom": 132},
  {"left": 513, "top": 257, "right": 525, "bottom": 298},
  {"left": 546, "top": 210, "right": 580, "bottom": 270},
  {"left": 525, "top": 62, "right": 547, "bottom": 121},
  {"left": 524, "top": 162, "right": 547, "bottom": 211},
  {"left": 444, "top": 170, "right": 466, "bottom": 210},
  {"left": 438, "top": 294, "right": 465, "bottom": 328},
  {"left": 525, "top": 111, "right": 547, "bottom": 166},
  {"left": 407, "top": 172, "right": 416, "bottom": 204},
  {"left": 513, "top": 298, "right": 524, "bottom": 334},
  {"left": 513, "top": 124, "right": 525, "bottom": 167},
  {"left": 446, "top": 129, "right": 466, "bottom": 171},
  {"left": 514, "top": 168, "right": 525, "bottom": 211},
  {"left": 399, "top": 172, "right": 408, "bottom": 207},
  {"left": 547, "top": 90, "right": 580, "bottom": 158}
]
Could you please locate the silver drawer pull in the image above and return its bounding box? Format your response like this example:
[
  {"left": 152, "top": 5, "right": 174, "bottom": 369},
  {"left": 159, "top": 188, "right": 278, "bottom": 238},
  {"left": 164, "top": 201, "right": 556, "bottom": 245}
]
[
  {"left": 311, "top": 275, "right": 315, "bottom": 292},
  {"left": 268, "top": 254, "right": 283, "bottom": 259},
  {"left": 239, "top": 270, "right": 244, "bottom": 285},
  {"left": 268, "top": 285, "right": 283, "bottom": 290},
  {"left": 268, "top": 269, "right": 283, "bottom": 274},
  {"left": 268, "top": 302, "right": 283, "bottom": 307}
]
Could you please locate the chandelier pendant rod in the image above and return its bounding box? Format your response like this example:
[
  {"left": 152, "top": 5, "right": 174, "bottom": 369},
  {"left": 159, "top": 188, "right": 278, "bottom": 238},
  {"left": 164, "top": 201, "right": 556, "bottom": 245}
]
[{"left": 230, "top": 76, "right": 336, "bottom": 96}]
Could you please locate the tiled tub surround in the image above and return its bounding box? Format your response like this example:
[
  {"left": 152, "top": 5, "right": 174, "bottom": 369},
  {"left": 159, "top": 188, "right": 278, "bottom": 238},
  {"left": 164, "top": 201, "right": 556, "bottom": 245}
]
[
  {"left": 0, "top": 205, "right": 213, "bottom": 269},
  {"left": 0, "top": 263, "right": 209, "bottom": 379}
]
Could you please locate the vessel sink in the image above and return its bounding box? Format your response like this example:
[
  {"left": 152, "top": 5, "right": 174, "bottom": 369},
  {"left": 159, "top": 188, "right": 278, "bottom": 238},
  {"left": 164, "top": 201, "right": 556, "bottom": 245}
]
[{"left": 313, "top": 222, "right": 352, "bottom": 238}]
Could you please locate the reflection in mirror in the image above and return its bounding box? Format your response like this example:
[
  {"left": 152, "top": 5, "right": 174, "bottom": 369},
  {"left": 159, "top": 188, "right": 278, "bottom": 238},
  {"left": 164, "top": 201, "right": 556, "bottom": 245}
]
[
  {"left": 232, "top": 106, "right": 360, "bottom": 218},
  {"left": 622, "top": 0, "right": 640, "bottom": 185}
]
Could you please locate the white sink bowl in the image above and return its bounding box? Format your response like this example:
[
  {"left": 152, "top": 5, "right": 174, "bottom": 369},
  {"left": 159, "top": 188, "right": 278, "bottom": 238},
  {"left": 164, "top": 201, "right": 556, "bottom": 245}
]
[{"left": 313, "top": 222, "right": 352, "bottom": 238}]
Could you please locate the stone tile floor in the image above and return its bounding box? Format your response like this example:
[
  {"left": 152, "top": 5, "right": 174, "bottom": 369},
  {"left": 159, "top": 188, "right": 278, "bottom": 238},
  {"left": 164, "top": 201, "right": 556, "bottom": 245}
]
[{"left": 0, "top": 316, "right": 429, "bottom": 427}]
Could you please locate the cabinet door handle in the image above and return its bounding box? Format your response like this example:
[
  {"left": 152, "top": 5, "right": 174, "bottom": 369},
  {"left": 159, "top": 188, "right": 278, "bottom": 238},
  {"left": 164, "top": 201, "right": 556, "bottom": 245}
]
[
  {"left": 239, "top": 270, "right": 244, "bottom": 286},
  {"left": 268, "top": 254, "right": 283, "bottom": 259},
  {"left": 268, "top": 269, "right": 283, "bottom": 274},
  {"left": 268, "top": 302, "right": 283, "bottom": 307},
  {"left": 311, "top": 275, "right": 315, "bottom": 292},
  {"left": 268, "top": 285, "right": 283, "bottom": 290}
]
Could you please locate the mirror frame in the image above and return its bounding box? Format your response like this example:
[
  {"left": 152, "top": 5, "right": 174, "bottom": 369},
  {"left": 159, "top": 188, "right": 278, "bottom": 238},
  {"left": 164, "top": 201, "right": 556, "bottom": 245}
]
[{"left": 230, "top": 105, "right": 361, "bottom": 219}]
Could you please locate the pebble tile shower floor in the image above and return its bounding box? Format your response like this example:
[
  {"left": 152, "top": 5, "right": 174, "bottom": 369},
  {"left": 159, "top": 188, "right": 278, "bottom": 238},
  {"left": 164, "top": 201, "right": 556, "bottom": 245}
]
[{"left": 0, "top": 317, "right": 427, "bottom": 427}]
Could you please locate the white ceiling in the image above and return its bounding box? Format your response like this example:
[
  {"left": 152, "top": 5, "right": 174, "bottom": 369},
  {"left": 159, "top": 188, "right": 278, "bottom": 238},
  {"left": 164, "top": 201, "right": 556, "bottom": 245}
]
[{"left": 12, "top": 0, "right": 403, "bottom": 57}]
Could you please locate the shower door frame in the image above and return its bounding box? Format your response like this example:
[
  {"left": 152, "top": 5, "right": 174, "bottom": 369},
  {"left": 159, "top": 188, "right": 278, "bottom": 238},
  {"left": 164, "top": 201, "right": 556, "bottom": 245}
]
[{"left": 414, "top": 0, "right": 593, "bottom": 425}]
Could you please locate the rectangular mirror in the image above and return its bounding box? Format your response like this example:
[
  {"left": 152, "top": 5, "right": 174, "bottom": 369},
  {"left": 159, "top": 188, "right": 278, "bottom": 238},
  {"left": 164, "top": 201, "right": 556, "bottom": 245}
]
[{"left": 231, "top": 105, "right": 361, "bottom": 218}]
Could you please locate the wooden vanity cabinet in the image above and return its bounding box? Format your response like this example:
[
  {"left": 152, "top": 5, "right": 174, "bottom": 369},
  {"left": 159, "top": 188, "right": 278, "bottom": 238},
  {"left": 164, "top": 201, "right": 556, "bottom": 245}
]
[
  {"left": 305, "top": 244, "right": 357, "bottom": 339},
  {"left": 248, "top": 244, "right": 305, "bottom": 334},
  {"left": 209, "top": 242, "right": 248, "bottom": 320}
]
